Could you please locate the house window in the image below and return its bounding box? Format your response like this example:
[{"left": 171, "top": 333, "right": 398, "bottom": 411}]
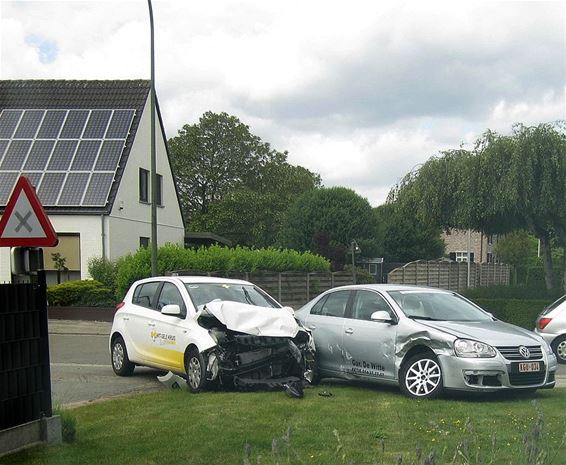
[
  {"left": 454, "top": 251, "right": 475, "bottom": 263},
  {"left": 139, "top": 168, "right": 149, "bottom": 203},
  {"left": 139, "top": 168, "right": 163, "bottom": 206},
  {"left": 140, "top": 237, "right": 150, "bottom": 248},
  {"left": 156, "top": 173, "right": 163, "bottom": 207}
]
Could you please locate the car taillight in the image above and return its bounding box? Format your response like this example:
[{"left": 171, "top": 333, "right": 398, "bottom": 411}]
[
  {"left": 538, "top": 317, "right": 552, "bottom": 330},
  {"left": 115, "top": 302, "right": 126, "bottom": 312}
]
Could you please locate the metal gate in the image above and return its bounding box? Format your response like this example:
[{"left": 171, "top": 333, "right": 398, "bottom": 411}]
[{"left": 0, "top": 270, "right": 52, "bottom": 430}]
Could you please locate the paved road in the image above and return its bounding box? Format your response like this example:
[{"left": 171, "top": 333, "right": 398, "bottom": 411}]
[
  {"left": 49, "top": 320, "right": 163, "bottom": 406},
  {"left": 49, "top": 320, "right": 566, "bottom": 406}
]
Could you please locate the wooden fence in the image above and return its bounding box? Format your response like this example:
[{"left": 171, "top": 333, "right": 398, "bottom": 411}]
[
  {"left": 387, "top": 260, "right": 510, "bottom": 291},
  {"left": 169, "top": 271, "right": 355, "bottom": 309}
]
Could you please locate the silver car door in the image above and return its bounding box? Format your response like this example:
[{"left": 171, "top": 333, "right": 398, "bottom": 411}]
[
  {"left": 342, "top": 290, "right": 397, "bottom": 381},
  {"left": 303, "top": 290, "right": 351, "bottom": 375}
]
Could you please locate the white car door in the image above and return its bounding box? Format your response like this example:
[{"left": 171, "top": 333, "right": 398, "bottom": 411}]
[{"left": 150, "top": 281, "right": 190, "bottom": 372}]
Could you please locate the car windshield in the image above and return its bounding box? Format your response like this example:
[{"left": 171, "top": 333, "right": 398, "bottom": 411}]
[
  {"left": 184, "top": 283, "right": 279, "bottom": 309},
  {"left": 541, "top": 294, "right": 566, "bottom": 315},
  {"left": 387, "top": 290, "right": 492, "bottom": 321}
]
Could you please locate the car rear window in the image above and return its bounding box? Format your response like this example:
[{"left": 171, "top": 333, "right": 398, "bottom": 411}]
[
  {"left": 541, "top": 294, "right": 566, "bottom": 315},
  {"left": 132, "top": 282, "right": 161, "bottom": 309}
]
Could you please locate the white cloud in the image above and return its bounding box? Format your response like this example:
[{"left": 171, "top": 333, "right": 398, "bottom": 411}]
[{"left": 1, "top": 0, "right": 565, "bottom": 208}]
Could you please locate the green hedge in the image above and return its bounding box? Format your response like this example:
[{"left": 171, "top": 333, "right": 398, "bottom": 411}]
[
  {"left": 114, "top": 244, "right": 331, "bottom": 299},
  {"left": 48, "top": 280, "right": 115, "bottom": 307},
  {"left": 469, "top": 298, "right": 553, "bottom": 329},
  {"left": 462, "top": 285, "right": 562, "bottom": 301}
]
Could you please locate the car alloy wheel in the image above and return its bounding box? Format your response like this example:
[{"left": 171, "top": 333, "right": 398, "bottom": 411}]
[
  {"left": 188, "top": 356, "right": 202, "bottom": 389},
  {"left": 401, "top": 354, "right": 443, "bottom": 399},
  {"left": 554, "top": 337, "right": 566, "bottom": 364},
  {"left": 113, "top": 343, "right": 124, "bottom": 371},
  {"left": 111, "top": 336, "right": 134, "bottom": 376}
]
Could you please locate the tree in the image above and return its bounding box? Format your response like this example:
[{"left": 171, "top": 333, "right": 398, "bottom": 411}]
[
  {"left": 392, "top": 122, "right": 566, "bottom": 290},
  {"left": 373, "top": 203, "right": 445, "bottom": 263},
  {"left": 169, "top": 112, "right": 320, "bottom": 247},
  {"left": 278, "top": 187, "right": 376, "bottom": 269},
  {"left": 168, "top": 112, "right": 284, "bottom": 218},
  {"left": 494, "top": 231, "right": 538, "bottom": 284}
]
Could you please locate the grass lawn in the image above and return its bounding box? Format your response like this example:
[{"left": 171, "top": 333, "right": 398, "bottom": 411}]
[{"left": 5, "top": 384, "right": 566, "bottom": 465}]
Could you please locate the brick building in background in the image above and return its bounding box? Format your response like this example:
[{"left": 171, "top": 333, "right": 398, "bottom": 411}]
[{"left": 441, "top": 229, "right": 497, "bottom": 263}]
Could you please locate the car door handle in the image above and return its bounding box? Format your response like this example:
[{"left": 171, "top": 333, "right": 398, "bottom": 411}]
[
  {"left": 345, "top": 328, "right": 354, "bottom": 335},
  {"left": 148, "top": 322, "right": 156, "bottom": 327},
  {"left": 308, "top": 324, "right": 316, "bottom": 330},
  {"left": 122, "top": 317, "right": 129, "bottom": 321}
]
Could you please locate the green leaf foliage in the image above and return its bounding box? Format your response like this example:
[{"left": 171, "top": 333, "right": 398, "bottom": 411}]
[
  {"left": 278, "top": 187, "right": 376, "bottom": 264},
  {"left": 168, "top": 112, "right": 320, "bottom": 247},
  {"left": 87, "top": 256, "right": 118, "bottom": 293},
  {"left": 393, "top": 122, "right": 566, "bottom": 290},
  {"left": 48, "top": 280, "right": 115, "bottom": 307},
  {"left": 470, "top": 298, "right": 553, "bottom": 329},
  {"left": 114, "top": 244, "right": 330, "bottom": 298}
]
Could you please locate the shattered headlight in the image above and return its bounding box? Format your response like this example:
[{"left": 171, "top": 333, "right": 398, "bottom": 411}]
[{"left": 454, "top": 339, "right": 496, "bottom": 358}]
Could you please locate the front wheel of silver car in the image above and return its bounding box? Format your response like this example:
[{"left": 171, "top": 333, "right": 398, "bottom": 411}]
[
  {"left": 185, "top": 348, "right": 208, "bottom": 393},
  {"left": 552, "top": 335, "right": 566, "bottom": 364},
  {"left": 400, "top": 353, "right": 443, "bottom": 399}
]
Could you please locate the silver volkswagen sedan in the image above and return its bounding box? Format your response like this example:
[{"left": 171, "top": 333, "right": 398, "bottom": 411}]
[{"left": 295, "top": 285, "right": 557, "bottom": 399}]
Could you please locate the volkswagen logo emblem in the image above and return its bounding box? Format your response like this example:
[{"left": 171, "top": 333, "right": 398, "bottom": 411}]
[{"left": 519, "top": 346, "right": 530, "bottom": 359}]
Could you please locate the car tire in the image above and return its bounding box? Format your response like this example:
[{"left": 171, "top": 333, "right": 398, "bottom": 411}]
[
  {"left": 551, "top": 335, "right": 566, "bottom": 364},
  {"left": 185, "top": 348, "right": 208, "bottom": 393},
  {"left": 111, "top": 336, "right": 135, "bottom": 376},
  {"left": 400, "top": 352, "right": 443, "bottom": 399}
]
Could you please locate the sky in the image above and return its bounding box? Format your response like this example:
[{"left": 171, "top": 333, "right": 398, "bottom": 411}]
[{"left": 1, "top": 0, "right": 565, "bottom": 206}]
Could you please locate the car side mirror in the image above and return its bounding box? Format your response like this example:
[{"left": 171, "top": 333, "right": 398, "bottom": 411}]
[
  {"left": 161, "top": 304, "right": 181, "bottom": 317},
  {"left": 370, "top": 310, "right": 393, "bottom": 323}
]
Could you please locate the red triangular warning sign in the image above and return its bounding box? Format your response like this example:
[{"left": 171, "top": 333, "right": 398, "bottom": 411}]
[{"left": 0, "top": 176, "right": 58, "bottom": 247}]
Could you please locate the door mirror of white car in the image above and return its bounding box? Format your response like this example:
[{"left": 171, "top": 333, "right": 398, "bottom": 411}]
[
  {"left": 370, "top": 310, "right": 393, "bottom": 323},
  {"left": 161, "top": 304, "right": 182, "bottom": 316}
]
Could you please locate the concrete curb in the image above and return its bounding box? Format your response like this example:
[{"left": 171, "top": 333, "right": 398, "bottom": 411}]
[{"left": 48, "top": 320, "right": 111, "bottom": 336}]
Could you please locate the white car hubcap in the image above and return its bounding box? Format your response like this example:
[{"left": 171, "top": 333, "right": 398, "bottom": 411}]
[
  {"left": 113, "top": 343, "right": 124, "bottom": 370},
  {"left": 405, "top": 359, "right": 441, "bottom": 396},
  {"left": 188, "top": 357, "right": 201, "bottom": 388}
]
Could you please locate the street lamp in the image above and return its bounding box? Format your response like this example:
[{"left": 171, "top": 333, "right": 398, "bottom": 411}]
[{"left": 350, "top": 240, "right": 361, "bottom": 284}]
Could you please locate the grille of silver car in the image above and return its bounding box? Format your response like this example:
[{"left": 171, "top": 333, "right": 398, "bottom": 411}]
[{"left": 496, "top": 345, "right": 543, "bottom": 361}]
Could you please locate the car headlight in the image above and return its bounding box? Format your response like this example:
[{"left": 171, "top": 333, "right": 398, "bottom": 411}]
[{"left": 454, "top": 339, "right": 496, "bottom": 358}]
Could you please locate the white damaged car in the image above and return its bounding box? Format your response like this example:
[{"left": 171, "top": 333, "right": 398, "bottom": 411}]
[{"left": 110, "top": 276, "right": 316, "bottom": 396}]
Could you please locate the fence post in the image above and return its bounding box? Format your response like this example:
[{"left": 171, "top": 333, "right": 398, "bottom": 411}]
[
  {"left": 278, "top": 273, "right": 282, "bottom": 303},
  {"left": 306, "top": 272, "right": 310, "bottom": 302}
]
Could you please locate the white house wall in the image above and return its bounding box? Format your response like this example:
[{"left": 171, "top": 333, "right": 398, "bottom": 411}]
[{"left": 108, "top": 98, "right": 184, "bottom": 259}]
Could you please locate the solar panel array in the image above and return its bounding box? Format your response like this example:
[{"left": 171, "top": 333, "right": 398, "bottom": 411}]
[{"left": 0, "top": 108, "right": 135, "bottom": 207}]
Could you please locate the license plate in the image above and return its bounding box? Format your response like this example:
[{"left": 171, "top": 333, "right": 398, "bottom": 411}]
[{"left": 518, "top": 362, "right": 540, "bottom": 373}]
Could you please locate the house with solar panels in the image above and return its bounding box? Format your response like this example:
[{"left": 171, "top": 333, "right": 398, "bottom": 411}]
[{"left": 0, "top": 80, "right": 185, "bottom": 284}]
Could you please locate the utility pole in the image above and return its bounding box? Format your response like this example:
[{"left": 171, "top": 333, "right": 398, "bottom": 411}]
[{"left": 148, "top": 0, "right": 158, "bottom": 276}]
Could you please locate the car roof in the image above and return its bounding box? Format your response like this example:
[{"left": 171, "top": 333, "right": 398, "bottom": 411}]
[
  {"left": 326, "top": 284, "right": 453, "bottom": 293},
  {"left": 134, "top": 276, "right": 252, "bottom": 286}
]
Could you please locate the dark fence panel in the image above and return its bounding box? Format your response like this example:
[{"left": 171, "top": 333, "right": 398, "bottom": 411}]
[{"left": 0, "top": 271, "right": 51, "bottom": 430}]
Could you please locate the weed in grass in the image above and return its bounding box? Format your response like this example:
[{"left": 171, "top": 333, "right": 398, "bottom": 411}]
[
  {"left": 244, "top": 402, "right": 564, "bottom": 465},
  {"left": 53, "top": 407, "right": 77, "bottom": 443}
]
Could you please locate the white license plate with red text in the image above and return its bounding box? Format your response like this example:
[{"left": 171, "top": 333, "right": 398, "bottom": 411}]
[{"left": 518, "top": 362, "right": 540, "bottom": 373}]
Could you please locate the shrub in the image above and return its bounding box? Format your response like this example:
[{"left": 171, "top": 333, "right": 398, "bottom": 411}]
[
  {"left": 343, "top": 265, "right": 375, "bottom": 284},
  {"left": 87, "top": 256, "right": 118, "bottom": 293},
  {"left": 462, "top": 285, "right": 562, "bottom": 301},
  {"left": 48, "top": 280, "right": 115, "bottom": 307},
  {"left": 114, "top": 244, "right": 331, "bottom": 299},
  {"left": 469, "top": 298, "right": 553, "bottom": 329}
]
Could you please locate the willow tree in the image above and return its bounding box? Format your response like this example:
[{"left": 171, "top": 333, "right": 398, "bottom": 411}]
[{"left": 392, "top": 123, "right": 566, "bottom": 291}]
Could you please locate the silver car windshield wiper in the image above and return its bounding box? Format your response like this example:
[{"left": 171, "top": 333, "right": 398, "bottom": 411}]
[{"left": 407, "top": 315, "right": 442, "bottom": 321}]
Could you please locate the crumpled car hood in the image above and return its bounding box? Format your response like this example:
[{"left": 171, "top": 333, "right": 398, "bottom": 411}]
[
  {"left": 418, "top": 319, "right": 540, "bottom": 346},
  {"left": 203, "top": 301, "right": 299, "bottom": 338}
]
